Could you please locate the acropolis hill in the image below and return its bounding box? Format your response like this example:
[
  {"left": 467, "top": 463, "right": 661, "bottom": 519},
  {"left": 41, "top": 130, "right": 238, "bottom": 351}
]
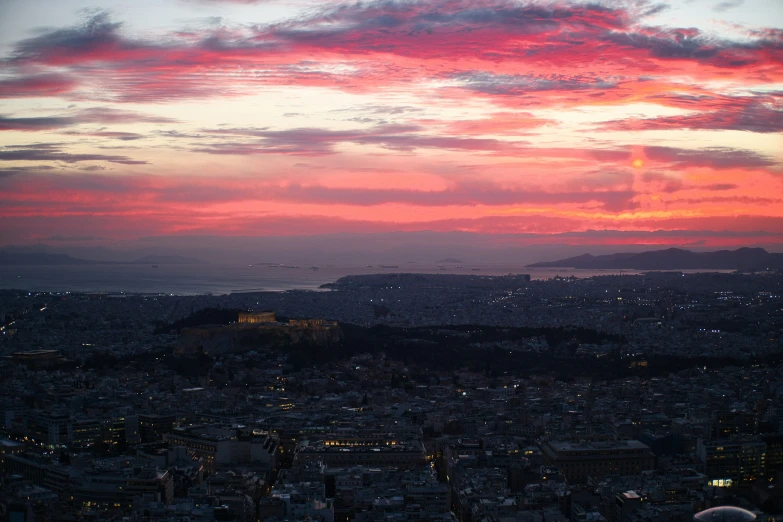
[{"left": 175, "top": 311, "right": 342, "bottom": 356}]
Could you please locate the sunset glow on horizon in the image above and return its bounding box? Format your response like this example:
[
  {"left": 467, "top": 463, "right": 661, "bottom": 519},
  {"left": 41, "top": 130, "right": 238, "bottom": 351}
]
[{"left": 1, "top": 0, "right": 782, "bottom": 250}]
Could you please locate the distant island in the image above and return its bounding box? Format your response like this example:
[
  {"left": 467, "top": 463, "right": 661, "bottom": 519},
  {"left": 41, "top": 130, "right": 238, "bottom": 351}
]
[
  {"left": 527, "top": 247, "right": 783, "bottom": 271},
  {"left": 437, "top": 257, "right": 463, "bottom": 263}
]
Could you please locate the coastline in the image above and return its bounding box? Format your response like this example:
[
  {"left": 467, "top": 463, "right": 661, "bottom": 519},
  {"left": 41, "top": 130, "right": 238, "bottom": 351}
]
[{"left": 0, "top": 263, "right": 737, "bottom": 297}]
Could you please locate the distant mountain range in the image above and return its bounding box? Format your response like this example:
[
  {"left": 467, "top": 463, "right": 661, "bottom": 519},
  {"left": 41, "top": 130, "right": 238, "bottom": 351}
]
[
  {"left": 527, "top": 247, "right": 783, "bottom": 271},
  {"left": 0, "top": 252, "right": 204, "bottom": 265}
]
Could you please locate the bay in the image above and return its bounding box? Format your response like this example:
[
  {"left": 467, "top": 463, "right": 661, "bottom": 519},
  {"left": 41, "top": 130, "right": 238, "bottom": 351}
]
[{"left": 0, "top": 263, "right": 732, "bottom": 296}]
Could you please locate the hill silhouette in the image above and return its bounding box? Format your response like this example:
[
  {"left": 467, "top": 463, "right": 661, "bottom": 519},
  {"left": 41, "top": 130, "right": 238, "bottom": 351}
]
[{"left": 527, "top": 247, "right": 783, "bottom": 271}]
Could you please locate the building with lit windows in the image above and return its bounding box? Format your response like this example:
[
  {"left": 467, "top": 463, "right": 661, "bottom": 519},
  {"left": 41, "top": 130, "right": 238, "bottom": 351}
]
[
  {"left": 696, "top": 438, "right": 766, "bottom": 486},
  {"left": 711, "top": 410, "right": 759, "bottom": 439},
  {"left": 295, "top": 437, "right": 426, "bottom": 469},
  {"left": 540, "top": 440, "right": 655, "bottom": 483},
  {"left": 8, "top": 350, "right": 68, "bottom": 368},
  {"left": 5, "top": 453, "right": 78, "bottom": 501},
  {"left": 0, "top": 438, "right": 25, "bottom": 467},
  {"left": 68, "top": 416, "right": 126, "bottom": 448},
  {"left": 138, "top": 414, "right": 176, "bottom": 443},
  {"left": 69, "top": 418, "right": 102, "bottom": 447},
  {"left": 72, "top": 465, "right": 173, "bottom": 510},
  {"left": 23, "top": 411, "right": 70, "bottom": 446},
  {"left": 764, "top": 434, "right": 783, "bottom": 479},
  {"left": 13, "top": 411, "right": 129, "bottom": 449},
  {"left": 164, "top": 426, "right": 231, "bottom": 473},
  {"left": 238, "top": 311, "right": 276, "bottom": 323},
  {"left": 288, "top": 318, "right": 338, "bottom": 328},
  {"left": 163, "top": 425, "right": 278, "bottom": 474}
]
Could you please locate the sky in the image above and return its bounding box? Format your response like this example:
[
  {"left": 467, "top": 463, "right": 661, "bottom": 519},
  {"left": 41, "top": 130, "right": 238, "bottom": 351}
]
[{"left": 1, "top": 0, "right": 782, "bottom": 257}]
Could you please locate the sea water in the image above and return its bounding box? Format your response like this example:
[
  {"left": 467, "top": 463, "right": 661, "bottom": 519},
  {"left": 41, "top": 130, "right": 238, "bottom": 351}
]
[{"left": 0, "top": 263, "right": 732, "bottom": 296}]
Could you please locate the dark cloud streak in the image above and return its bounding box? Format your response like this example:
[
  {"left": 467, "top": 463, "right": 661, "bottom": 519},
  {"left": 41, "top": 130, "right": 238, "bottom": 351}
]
[
  {"left": 195, "top": 124, "right": 532, "bottom": 155},
  {"left": 644, "top": 146, "right": 776, "bottom": 170},
  {"left": 0, "top": 146, "right": 147, "bottom": 165},
  {"left": 0, "top": 107, "right": 176, "bottom": 131},
  {"left": 598, "top": 94, "right": 783, "bottom": 133}
]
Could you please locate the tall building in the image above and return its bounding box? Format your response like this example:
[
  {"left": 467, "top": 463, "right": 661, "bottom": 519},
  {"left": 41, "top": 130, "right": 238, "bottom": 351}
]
[
  {"left": 711, "top": 410, "right": 758, "bottom": 439},
  {"left": 138, "top": 414, "right": 176, "bottom": 443},
  {"left": 764, "top": 435, "right": 783, "bottom": 480},
  {"left": 24, "top": 411, "right": 70, "bottom": 446},
  {"left": 696, "top": 438, "right": 766, "bottom": 486}
]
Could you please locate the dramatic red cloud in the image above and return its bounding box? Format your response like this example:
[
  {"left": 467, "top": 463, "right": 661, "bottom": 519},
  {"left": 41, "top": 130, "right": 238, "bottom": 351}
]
[
  {"left": 1, "top": 165, "right": 781, "bottom": 243},
  {"left": 598, "top": 92, "right": 783, "bottom": 133},
  {"left": 0, "top": 74, "right": 78, "bottom": 98},
  {"left": 0, "top": 0, "right": 781, "bottom": 247},
  {"left": 3, "top": 4, "right": 781, "bottom": 103},
  {"left": 424, "top": 113, "right": 554, "bottom": 135}
]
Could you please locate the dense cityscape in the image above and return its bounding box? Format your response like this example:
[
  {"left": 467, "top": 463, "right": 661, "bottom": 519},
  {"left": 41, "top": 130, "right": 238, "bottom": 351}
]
[{"left": 1, "top": 271, "right": 782, "bottom": 521}]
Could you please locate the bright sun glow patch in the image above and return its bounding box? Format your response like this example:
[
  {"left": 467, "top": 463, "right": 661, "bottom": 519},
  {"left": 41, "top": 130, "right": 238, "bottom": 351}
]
[{"left": 632, "top": 158, "right": 645, "bottom": 168}]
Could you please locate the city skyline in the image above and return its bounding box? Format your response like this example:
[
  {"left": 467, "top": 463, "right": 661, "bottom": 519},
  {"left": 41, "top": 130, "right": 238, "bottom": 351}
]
[{"left": 1, "top": 0, "right": 782, "bottom": 250}]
